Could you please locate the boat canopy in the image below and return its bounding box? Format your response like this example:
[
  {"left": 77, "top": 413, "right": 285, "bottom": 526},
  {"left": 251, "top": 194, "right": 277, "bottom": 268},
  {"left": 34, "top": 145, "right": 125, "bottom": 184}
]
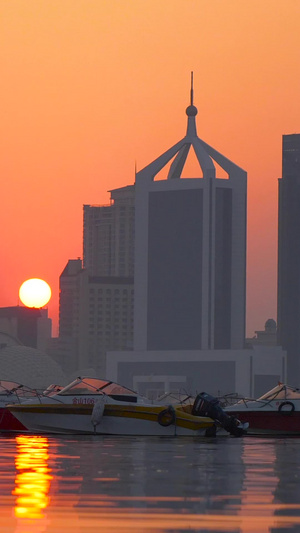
[
  {"left": 0, "top": 381, "right": 34, "bottom": 397},
  {"left": 58, "top": 377, "right": 138, "bottom": 398},
  {"left": 258, "top": 383, "right": 300, "bottom": 401}
]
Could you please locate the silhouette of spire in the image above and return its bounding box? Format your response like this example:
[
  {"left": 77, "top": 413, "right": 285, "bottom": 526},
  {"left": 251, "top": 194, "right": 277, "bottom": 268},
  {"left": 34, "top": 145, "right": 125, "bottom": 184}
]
[
  {"left": 136, "top": 72, "right": 246, "bottom": 181},
  {"left": 190, "top": 71, "right": 194, "bottom": 106}
]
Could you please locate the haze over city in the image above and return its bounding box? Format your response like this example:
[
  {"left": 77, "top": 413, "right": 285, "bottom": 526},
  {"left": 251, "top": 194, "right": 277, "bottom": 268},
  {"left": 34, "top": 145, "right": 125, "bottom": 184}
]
[{"left": 1, "top": 1, "right": 300, "bottom": 337}]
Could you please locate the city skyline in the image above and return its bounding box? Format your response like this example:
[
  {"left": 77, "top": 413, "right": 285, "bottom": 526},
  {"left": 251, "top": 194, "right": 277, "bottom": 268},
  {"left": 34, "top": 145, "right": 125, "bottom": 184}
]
[{"left": 1, "top": 1, "right": 300, "bottom": 337}]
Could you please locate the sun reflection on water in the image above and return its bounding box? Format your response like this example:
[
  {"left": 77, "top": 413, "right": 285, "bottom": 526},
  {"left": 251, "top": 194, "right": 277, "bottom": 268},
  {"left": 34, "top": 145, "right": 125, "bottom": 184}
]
[
  {"left": 0, "top": 436, "right": 299, "bottom": 532},
  {"left": 13, "top": 435, "right": 52, "bottom": 520}
]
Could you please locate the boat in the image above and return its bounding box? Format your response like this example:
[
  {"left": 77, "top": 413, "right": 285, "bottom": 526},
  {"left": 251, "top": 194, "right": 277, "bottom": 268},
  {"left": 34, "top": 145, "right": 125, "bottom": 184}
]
[
  {"left": 224, "top": 382, "right": 300, "bottom": 435},
  {"left": 7, "top": 377, "right": 248, "bottom": 437},
  {"left": 0, "top": 381, "right": 35, "bottom": 432}
]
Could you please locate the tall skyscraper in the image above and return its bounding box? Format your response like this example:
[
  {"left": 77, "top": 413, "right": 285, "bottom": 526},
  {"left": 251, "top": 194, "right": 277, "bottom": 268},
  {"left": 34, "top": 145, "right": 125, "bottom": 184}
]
[
  {"left": 55, "top": 186, "right": 135, "bottom": 376},
  {"left": 134, "top": 75, "right": 247, "bottom": 352},
  {"left": 106, "top": 79, "right": 285, "bottom": 399},
  {"left": 277, "top": 133, "right": 300, "bottom": 383},
  {"left": 83, "top": 185, "right": 135, "bottom": 277}
]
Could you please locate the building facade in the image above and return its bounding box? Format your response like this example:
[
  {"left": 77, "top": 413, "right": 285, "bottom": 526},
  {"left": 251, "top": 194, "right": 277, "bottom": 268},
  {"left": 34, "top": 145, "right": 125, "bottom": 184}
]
[
  {"left": 134, "top": 83, "right": 247, "bottom": 352},
  {"left": 55, "top": 186, "right": 135, "bottom": 377},
  {"left": 0, "top": 306, "right": 52, "bottom": 352},
  {"left": 83, "top": 185, "right": 135, "bottom": 277},
  {"left": 106, "top": 346, "right": 286, "bottom": 400},
  {"left": 105, "top": 78, "right": 280, "bottom": 399},
  {"left": 54, "top": 259, "right": 134, "bottom": 377},
  {"left": 277, "top": 133, "right": 300, "bottom": 384}
]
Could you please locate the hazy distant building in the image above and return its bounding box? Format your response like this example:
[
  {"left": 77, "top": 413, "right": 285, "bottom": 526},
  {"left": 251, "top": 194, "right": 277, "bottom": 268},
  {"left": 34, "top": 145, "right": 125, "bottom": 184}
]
[
  {"left": 134, "top": 79, "right": 247, "bottom": 352},
  {"left": 277, "top": 133, "right": 300, "bottom": 384},
  {"left": 107, "top": 345, "right": 286, "bottom": 399},
  {"left": 51, "top": 185, "right": 135, "bottom": 377},
  {"left": 0, "top": 341, "right": 66, "bottom": 389},
  {"left": 83, "top": 185, "right": 135, "bottom": 277},
  {"left": 0, "top": 307, "right": 65, "bottom": 388},
  {"left": 246, "top": 319, "right": 277, "bottom": 347},
  {"left": 0, "top": 306, "right": 52, "bottom": 352},
  {"left": 54, "top": 258, "right": 134, "bottom": 376}
]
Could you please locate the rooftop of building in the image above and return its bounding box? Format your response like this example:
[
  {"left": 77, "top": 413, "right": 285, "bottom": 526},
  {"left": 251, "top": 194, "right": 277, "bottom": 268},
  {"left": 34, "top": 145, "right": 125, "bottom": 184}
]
[{"left": 136, "top": 72, "right": 246, "bottom": 183}]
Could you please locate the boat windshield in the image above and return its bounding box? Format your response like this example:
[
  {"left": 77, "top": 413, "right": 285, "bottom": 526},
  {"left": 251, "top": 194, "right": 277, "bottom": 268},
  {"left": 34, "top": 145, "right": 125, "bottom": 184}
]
[
  {"left": 100, "top": 382, "right": 137, "bottom": 397},
  {"left": 58, "top": 378, "right": 110, "bottom": 395},
  {"left": 258, "top": 384, "right": 300, "bottom": 401},
  {"left": 58, "top": 377, "right": 138, "bottom": 398}
]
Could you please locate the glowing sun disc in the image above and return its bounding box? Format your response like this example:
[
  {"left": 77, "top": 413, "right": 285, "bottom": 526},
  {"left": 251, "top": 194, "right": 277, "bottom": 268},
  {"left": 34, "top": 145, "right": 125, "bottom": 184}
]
[{"left": 19, "top": 278, "right": 52, "bottom": 308}]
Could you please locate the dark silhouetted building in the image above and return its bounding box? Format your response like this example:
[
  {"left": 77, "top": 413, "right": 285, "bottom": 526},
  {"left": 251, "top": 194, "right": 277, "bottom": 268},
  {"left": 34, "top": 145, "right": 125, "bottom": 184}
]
[
  {"left": 134, "top": 79, "right": 247, "bottom": 352},
  {"left": 0, "top": 306, "right": 51, "bottom": 351},
  {"left": 277, "top": 133, "right": 300, "bottom": 384}
]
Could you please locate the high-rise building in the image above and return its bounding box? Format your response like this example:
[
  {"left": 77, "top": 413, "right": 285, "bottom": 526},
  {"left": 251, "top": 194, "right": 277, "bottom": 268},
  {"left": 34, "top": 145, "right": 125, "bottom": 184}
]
[
  {"left": 54, "top": 185, "right": 135, "bottom": 377},
  {"left": 55, "top": 258, "right": 134, "bottom": 376},
  {"left": 83, "top": 185, "right": 135, "bottom": 277},
  {"left": 134, "top": 76, "right": 247, "bottom": 352},
  {"left": 277, "top": 133, "right": 300, "bottom": 383},
  {"left": 107, "top": 81, "right": 287, "bottom": 399}
]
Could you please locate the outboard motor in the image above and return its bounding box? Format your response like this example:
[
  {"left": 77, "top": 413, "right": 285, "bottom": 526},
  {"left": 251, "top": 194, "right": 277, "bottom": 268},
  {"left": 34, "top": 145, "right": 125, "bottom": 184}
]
[{"left": 192, "top": 392, "right": 247, "bottom": 437}]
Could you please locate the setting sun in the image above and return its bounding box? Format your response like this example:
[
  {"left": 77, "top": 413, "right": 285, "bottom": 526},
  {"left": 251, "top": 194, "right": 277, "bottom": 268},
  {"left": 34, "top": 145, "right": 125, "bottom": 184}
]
[{"left": 19, "top": 278, "right": 52, "bottom": 308}]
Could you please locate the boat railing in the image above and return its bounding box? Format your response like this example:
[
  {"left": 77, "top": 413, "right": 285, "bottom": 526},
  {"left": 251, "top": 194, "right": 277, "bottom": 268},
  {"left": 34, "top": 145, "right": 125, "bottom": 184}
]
[
  {"left": 12, "top": 388, "right": 66, "bottom": 405},
  {"left": 34, "top": 391, "right": 66, "bottom": 404},
  {"left": 4, "top": 386, "right": 38, "bottom": 405},
  {"left": 218, "top": 394, "right": 255, "bottom": 407}
]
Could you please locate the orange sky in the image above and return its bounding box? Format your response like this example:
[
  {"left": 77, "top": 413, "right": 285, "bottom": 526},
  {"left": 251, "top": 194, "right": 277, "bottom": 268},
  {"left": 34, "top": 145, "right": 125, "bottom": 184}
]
[{"left": 1, "top": 0, "right": 300, "bottom": 337}]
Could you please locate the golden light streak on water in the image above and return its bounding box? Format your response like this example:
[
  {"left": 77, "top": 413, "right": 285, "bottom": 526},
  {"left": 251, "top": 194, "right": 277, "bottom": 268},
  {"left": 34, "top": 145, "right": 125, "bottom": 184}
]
[
  {"left": 13, "top": 435, "right": 52, "bottom": 520},
  {"left": 237, "top": 441, "right": 279, "bottom": 532},
  {"left": 4, "top": 506, "right": 300, "bottom": 533}
]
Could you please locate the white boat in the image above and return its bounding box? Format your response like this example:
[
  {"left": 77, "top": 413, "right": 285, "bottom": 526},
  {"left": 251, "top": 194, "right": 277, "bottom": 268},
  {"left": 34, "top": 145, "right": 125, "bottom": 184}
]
[
  {"left": 7, "top": 377, "right": 247, "bottom": 437},
  {"left": 224, "top": 382, "right": 300, "bottom": 435}
]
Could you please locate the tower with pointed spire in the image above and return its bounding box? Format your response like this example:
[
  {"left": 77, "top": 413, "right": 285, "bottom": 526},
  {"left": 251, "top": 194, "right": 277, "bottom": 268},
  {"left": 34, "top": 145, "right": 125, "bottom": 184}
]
[{"left": 134, "top": 74, "right": 247, "bottom": 352}]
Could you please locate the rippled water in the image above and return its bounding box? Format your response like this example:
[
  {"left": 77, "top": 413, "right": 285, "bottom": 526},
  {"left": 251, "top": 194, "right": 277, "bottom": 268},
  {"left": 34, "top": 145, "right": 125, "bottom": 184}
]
[{"left": 1, "top": 434, "right": 300, "bottom": 533}]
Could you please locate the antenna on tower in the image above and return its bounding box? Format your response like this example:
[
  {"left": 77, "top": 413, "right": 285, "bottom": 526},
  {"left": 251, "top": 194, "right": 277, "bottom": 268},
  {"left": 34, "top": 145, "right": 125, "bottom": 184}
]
[{"left": 190, "top": 71, "right": 194, "bottom": 106}]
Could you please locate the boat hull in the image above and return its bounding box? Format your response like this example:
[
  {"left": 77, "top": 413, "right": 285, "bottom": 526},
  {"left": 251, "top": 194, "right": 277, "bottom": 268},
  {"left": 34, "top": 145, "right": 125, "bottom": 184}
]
[
  {"left": 8, "top": 403, "right": 215, "bottom": 436},
  {"left": 226, "top": 410, "right": 300, "bottom": 435},
  {"left": 0, "top": 407, "right": 27, "bottom": 432}
]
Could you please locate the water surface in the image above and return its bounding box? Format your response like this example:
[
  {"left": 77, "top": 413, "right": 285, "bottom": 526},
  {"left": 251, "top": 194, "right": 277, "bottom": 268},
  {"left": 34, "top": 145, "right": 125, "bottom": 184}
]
[{"left": 1, "top": 434, "right": 300, "bottom": 532}]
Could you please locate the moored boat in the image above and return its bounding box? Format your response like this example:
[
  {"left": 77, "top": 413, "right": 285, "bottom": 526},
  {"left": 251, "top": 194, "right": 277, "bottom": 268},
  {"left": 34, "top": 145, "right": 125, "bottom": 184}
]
[
  {"left": 224, "top": 383, "right": 300, "bottom": 435},
  {"left": 7, "top": 377, "right": 248, "bottom": 437},
  {"left": 0, "top": 381, "right": 35, "bottom": 432}
]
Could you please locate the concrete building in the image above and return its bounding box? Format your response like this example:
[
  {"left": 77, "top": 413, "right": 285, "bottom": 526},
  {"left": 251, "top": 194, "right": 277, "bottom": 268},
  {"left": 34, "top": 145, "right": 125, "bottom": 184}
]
[
  {"left": 134, "top": 75, "right": 247, "bottom": 351},
  {"left": 246, "top": 319, "right": 277, "bottom": 347},
  {"left": 0, "top": 309, "right": 65, "bottom": 388},
  {"left": 83, "top": 185, "right": 135, "bottom": 277},
  {"left": 0, "top": 306, "right": 52, "bottom": 352},
  {"left": 107, "top": 75, "right": 286, "bottom": 397},
  {"left": 50, "top": 186, "right": 135, "bottom": 377},
  {"left": 52, "top": 258, "right": 134, "bottom": 377},
  {"left": 106, "top": 346, "right": 286, "bottom": 399},
  {"left": 277, "top": 133, "right": 300, "bottom": 384}
]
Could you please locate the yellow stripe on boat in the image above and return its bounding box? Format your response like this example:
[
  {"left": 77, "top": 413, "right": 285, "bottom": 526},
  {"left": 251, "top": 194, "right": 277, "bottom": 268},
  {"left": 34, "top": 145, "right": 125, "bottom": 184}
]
[{"left": 7, "top": 403, "right": 214, "bottom": 431}]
